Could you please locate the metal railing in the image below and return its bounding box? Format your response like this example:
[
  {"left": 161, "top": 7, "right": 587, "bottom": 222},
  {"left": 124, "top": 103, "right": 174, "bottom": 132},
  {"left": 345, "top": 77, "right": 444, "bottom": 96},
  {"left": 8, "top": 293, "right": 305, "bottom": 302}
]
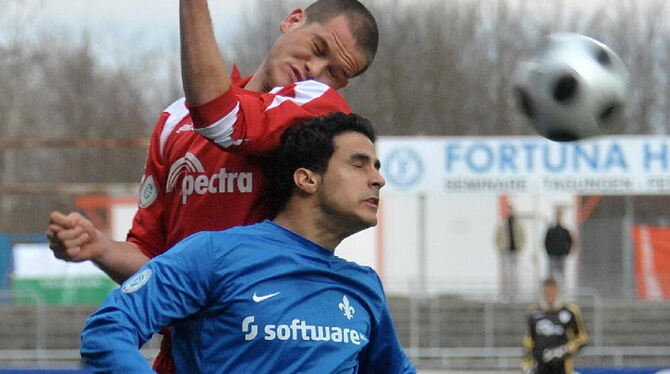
[
  {"left": 0, "top": 290, "right": 47, "bottom": 366},
  {"left": 0, "top": 285, "right": 669, "bottom": 370},
  {"left": 407, "top": 346, "right": 670, "bottom": 370},
  {"left": 403, "top": 285, "right": 605, "bottom": 350}
]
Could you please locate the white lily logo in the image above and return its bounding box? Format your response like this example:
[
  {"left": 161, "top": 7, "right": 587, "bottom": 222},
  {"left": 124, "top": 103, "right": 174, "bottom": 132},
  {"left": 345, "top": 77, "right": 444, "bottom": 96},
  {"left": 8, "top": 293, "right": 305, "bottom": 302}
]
[{"left": 338, "top": 295, "right": 355, "bottom": 320}]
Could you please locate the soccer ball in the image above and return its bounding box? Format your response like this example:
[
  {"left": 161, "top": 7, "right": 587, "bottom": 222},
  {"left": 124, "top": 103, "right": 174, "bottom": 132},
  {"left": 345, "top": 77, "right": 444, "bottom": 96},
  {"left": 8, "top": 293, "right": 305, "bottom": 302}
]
[{"left": 512, "top": 33, "right": 628, "bottom": 142}]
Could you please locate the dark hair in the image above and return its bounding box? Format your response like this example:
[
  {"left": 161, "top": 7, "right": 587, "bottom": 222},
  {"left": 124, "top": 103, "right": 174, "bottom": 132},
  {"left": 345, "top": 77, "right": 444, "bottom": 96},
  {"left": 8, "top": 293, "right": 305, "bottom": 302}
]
[
  {"left": 543, "top": 278, "right": 558, "bottom": 287},
  {"left": 305, "top": 0, "right": 379, "bottom": 76},
  {"left": 265, "top": 112, "right": 376, "bottom": 213}
]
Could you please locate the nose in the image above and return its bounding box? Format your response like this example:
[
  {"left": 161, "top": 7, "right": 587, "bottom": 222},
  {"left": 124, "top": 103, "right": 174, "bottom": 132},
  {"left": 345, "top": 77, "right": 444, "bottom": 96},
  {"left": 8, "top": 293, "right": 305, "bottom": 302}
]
[
  {"left": 305, "top": 58, "right": 329, "bottom": 80},
  {"left": 371, "top": 169, "right": 385, "bottom": 189}
]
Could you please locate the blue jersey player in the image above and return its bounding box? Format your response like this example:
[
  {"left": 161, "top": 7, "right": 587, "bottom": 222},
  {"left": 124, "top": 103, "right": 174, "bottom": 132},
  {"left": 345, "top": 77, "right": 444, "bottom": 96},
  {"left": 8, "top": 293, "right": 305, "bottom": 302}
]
[{"left": 80, "top": 112, "right": 416, "bottom": 374}]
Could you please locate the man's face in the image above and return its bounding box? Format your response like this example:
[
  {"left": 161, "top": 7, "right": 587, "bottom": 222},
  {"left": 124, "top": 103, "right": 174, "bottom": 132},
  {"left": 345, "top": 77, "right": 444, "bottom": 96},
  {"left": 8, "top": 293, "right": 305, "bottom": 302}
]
[
  {"left": 316, "top": 132, "right": 385, "bottom": 234},
  {"left": 543, "top": 284, "right": 559, "bottom": 305},
  {"left": 260, "top": 11, "right": 368, "bottom": 91}
]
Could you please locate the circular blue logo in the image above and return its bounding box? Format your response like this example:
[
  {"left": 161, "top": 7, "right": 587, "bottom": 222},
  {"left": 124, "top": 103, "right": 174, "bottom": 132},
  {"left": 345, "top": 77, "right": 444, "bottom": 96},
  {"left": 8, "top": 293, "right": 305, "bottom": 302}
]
[
  {"left": 383, "top": 148, "right": 424, "bottom": 188},
  {"left": 122, "top": 269, "right": 152, "bottom": 294}
]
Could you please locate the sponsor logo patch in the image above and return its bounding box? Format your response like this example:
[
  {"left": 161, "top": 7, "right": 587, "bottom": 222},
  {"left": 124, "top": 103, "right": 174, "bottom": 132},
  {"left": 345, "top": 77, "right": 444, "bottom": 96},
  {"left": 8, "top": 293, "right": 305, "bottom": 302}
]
[
  {"left": 139, "top": 175, "right": 158, "bottom": 208},
  {"left": 122, "top": 269, "right": 152, "bottom": 293}
]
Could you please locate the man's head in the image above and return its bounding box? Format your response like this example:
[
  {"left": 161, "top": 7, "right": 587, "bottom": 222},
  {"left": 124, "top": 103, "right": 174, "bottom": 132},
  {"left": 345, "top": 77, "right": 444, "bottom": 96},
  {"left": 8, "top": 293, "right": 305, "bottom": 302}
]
[
  {"left": 268, "top": 112, "right": 384, "bottom": 235},
  {"left": 542, "top": 278, "right": 559, "bottom": 305},
  {"left": 555, "top": 209, "right": 563, "bottom": 224},
  {"left": 250, "top": 0, "right": 378, "bottom": 92}
]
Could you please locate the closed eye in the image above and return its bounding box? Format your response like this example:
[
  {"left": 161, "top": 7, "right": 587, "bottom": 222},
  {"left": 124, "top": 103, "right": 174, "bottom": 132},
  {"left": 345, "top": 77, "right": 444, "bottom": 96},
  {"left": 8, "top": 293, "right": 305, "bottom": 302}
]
[
  {"left": 314, "top": 37, "right": 328, "bottom": 57},
  {"left": 314, "top": 43, "right": 325, "bottom": 57}
]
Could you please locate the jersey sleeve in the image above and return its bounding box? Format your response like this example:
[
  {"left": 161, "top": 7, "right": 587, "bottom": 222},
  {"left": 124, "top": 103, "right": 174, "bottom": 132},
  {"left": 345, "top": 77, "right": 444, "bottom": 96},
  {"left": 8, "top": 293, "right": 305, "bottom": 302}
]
[
  {"left": 566, "top": 304, "right": 589, "bottom": 353},
  {"left": 126, "top": 104, "right": 176, "bottom": 258},
  {"left": 522, "top": 310, "right": 536, "bottom": 369},
  {"left": 188, "top": 80, "right": 352, "bottom": 155},
  {"left": 358, "top": 274, "right": 416, "bottom": 374},
  {"left": 80, "top": 232, "right": 217, "bottom": 372}
]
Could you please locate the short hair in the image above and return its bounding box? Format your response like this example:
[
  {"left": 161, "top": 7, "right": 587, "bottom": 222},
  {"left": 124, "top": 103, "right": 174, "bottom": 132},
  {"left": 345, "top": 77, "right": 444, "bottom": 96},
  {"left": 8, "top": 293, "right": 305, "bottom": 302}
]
[
  {"left": 305, "top": 0, "right": 379, "bottom": 76},
  {"left": 265, "top": 112, "right": 376, "bottom": 213},
  {"left": 543, "top": 278, "right": 558, "bottom": 287}
]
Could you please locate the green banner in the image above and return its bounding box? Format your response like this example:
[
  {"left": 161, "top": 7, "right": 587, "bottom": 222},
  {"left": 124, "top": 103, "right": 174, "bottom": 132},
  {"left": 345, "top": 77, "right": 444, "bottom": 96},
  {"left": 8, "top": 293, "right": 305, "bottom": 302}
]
[{"left": 12, "top": 277, "right": 117, "bottom": 305}]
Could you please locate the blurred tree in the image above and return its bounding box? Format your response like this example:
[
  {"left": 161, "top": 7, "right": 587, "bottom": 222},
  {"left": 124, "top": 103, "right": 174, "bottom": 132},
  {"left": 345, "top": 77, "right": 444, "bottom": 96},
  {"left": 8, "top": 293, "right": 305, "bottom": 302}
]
[{"left": 0, "top": 8, "right": 159, "bottom": 232}]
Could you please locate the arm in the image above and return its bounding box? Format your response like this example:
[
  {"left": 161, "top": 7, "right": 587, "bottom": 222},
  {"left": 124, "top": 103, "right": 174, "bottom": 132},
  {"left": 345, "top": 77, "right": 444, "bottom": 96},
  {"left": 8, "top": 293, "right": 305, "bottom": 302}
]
[
  {"left": 126, "top": 105, "right": 180, "bottom": 259},
  {"left": 47, "top": 211, "right": 149, "bottom": 284},
  {"left": 81, "top": 232, "right": 215, "bottom": 372},
  {"left": 521, "top": 313, "right": 536, "bottom": 372},
  {"left": 180, "top": 0, "right": 231, "bottom": 105},
  {"left": 46, "top": 106, "right": 178, "bottom": 284},
  {"left": 544, "top": 227, "right": 551, "bottom": 251},
  {"left": 566, "top": 228, "right": 574, "bottom": 253},
  {"left": 566, "top": 304, "right": 589, "bottom": 353},
  {"left": 358, "top": 302, "right": 416, "bottom": 373}
]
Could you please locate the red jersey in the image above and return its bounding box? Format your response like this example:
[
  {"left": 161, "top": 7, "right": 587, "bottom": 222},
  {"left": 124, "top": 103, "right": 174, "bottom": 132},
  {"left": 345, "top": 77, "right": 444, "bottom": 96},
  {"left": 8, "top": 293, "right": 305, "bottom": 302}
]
[{"left": 127, "top": 71, "right": 351, "bottom": 257}]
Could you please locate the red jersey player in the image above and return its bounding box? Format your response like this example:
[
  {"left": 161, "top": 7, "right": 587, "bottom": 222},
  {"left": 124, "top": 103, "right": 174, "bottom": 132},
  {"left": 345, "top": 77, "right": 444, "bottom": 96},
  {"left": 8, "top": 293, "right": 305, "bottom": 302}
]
[{"left": 47, "top": 0, "right": 378, "bottom": 372}]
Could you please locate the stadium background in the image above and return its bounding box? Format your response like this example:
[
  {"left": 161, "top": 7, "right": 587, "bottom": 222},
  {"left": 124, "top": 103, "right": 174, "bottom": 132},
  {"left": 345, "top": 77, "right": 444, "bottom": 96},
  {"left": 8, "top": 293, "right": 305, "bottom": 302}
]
[{"left": 1, "top": 0, "right": 670, "bottom": 373}]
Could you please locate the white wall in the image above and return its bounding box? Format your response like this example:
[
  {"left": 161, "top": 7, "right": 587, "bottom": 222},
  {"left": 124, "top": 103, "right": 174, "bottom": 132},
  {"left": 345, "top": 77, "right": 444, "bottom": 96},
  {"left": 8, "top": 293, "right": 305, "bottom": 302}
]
[{"left": 377, "top": 192, "right": 579, "bottom": 298}]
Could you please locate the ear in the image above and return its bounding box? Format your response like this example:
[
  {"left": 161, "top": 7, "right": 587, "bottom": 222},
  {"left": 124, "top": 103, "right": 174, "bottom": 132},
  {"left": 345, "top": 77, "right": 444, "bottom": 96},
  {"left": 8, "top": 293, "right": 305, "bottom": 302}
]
[
  {"left": 293, "top": 167, "right": 320, "bottom": 195},
  {"left": 280, "top": 8, "right": 307, "bottom": 34}
]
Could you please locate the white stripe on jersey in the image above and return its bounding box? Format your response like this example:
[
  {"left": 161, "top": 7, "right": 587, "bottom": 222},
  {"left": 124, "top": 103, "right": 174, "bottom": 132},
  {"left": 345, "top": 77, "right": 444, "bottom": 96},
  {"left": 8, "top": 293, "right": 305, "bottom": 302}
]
[
  {"left": 266, "top": 80, "right": 330, "bottom": 111},
  {"left": 194, "top": 102, "right": 243, "bottom": 149},
  {"left": 194, "top": 80, "right": 330, "bottom": 148},
  {"left": 160, "top": 98, "right": 189, "bottom": 159}
]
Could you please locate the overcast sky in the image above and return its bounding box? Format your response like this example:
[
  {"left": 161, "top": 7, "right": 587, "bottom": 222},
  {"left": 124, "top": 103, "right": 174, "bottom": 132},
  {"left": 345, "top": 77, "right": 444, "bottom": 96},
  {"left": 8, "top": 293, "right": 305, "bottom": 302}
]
[
  {"left": 11, "top": 0, "right": 629, "bottom": 68},
  {"left": 21, "top": 0, "right": 617, "bottom": 48},
  {"left": 40, "top": 1, "right": 241, "bottom": 34},
  {"left": 1, "top": 0, "right": 256, "bottom": 70},
  {"left": 23, "top": 0, "right": 633, "bottom": 33}
]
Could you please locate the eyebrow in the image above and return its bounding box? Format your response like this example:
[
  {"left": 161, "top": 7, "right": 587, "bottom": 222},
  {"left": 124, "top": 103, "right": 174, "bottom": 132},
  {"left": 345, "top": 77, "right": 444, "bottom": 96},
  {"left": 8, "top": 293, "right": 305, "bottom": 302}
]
[
  {"left": 316, "top": 33, "right": 357, "bottom": 79},
  {"left": 351, "top": 153, "right": 381, "bottom": 170}
]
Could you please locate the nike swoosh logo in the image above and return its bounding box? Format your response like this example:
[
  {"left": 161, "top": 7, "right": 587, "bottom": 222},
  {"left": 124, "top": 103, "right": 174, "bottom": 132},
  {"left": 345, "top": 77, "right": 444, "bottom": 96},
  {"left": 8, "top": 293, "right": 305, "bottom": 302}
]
[{"left": 253, "top": 291, "right": 280, "bottom": 302}]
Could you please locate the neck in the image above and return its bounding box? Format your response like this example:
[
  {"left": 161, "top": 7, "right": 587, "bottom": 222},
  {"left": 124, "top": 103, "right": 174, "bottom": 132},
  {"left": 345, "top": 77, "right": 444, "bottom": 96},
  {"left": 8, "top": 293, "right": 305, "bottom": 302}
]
[
  {"left": 272, "top": 200, "right": 356, "bottom": 251},
  {"left": 245, "top": 61, "right": 272, "bottom": 92}
]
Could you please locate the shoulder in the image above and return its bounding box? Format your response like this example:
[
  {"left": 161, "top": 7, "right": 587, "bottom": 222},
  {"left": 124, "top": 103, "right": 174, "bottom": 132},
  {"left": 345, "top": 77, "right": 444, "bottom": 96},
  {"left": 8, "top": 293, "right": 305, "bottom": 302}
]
[
  {"left": 334, "top": 259, "right": 387, "bottom": 305},
  {"left": 272, "top": 79, "right": 333, "bottom": 97},
  {"left": 266, "top": 80, "right": 349, "bottom": 109},
  {"left": 156, "top": 97, "right": 192, "bottom": 156},
  {"left": 160, "top": 98, "right": 190, "bottom": 131},
  {"left": 335, "top": 257, "right": 381, "bottom": 280},
  {"left": 207, "top": 222, "right": 269, "bottom": 245},
  {"left": 527, "top": 303, "right": 543, "bottom": 316},
  {"left": 563, "top": 303, "right": 583, "bottom": 315},
  {"left": 205, "top": 222, "right": 286, "bottom": 254}
]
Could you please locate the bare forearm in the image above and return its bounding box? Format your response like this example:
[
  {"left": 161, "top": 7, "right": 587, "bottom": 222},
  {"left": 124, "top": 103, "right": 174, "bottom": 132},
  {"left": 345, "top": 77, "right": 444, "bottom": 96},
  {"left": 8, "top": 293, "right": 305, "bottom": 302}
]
[
  {"left": 180, "top": 0, "right": 231, "bottom": 105},
  {"left": 92, "top": 241, "right": 150, "bottom": 284}
]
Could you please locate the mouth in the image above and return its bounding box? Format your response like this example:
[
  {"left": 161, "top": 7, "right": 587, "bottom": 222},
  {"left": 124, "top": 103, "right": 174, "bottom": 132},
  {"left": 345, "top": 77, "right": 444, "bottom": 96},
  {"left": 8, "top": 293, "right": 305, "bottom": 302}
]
[
  {"left": 290, "top": 66, "right": 304, "bottom": 83},
  {"left": 363, "top": 197, "right": 380, "bottom": 208}
]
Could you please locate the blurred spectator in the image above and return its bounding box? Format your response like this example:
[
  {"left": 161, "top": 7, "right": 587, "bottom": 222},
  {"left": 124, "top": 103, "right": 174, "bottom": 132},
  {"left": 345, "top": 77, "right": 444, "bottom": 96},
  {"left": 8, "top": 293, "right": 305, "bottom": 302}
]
[
  {"left": 544, "top": 209, "right": 573, "bottom": 288},
  {"left": 522, "top": 278, "right": 589, "bottom": 374},
  {"left": 495, "top": 203, "right": 526, "bottom": 301}
]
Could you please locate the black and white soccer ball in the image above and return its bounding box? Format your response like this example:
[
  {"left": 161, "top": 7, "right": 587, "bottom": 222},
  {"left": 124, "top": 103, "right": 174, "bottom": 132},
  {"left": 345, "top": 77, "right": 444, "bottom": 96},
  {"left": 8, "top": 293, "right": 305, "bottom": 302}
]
[{"left": 512, "top": 33, "right": 628, "bottom": 142}]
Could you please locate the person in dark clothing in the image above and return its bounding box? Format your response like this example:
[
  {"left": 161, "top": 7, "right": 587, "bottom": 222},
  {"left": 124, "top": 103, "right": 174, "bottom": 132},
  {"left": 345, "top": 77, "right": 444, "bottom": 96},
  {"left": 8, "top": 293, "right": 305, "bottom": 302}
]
[
  {"left": 544, "top": 210, "right": 573, "bottom": 287},
  {"left": 522, "top": 278, "right": 589, "bottom": 374}
]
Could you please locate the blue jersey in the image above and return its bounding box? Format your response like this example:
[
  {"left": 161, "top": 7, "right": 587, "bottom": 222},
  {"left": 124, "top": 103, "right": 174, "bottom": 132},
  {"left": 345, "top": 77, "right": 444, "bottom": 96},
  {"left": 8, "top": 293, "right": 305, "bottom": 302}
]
[{"left": 81, "top": 220, "right": 416, "bottom": 374}]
